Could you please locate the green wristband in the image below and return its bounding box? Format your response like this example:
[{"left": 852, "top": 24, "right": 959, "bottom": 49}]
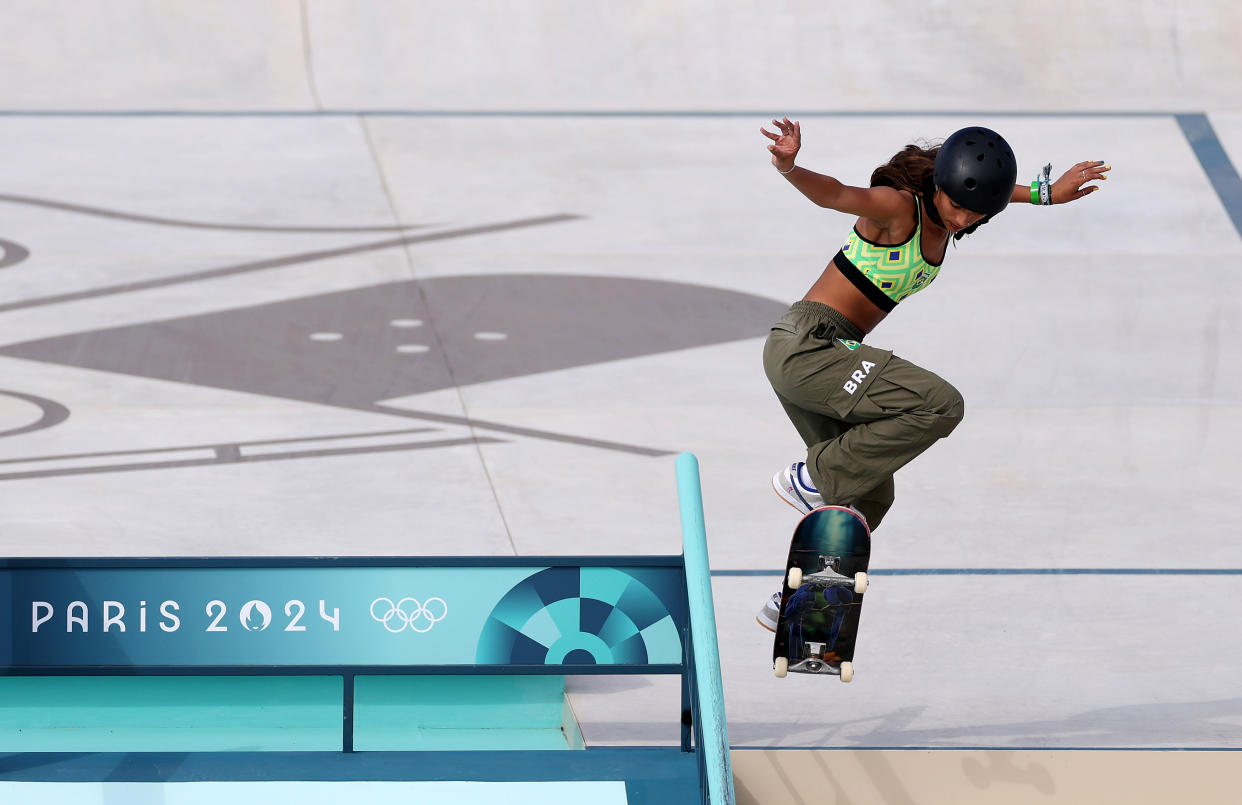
[{"left": 1030, "top": 181, "right": 1040, "bottom": 205}]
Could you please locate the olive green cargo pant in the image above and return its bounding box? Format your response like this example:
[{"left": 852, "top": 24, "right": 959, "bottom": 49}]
[{"left": 762, "top": 301, "right": 964, "bottom": 530}]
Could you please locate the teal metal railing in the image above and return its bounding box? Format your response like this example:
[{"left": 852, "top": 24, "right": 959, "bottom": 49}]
[{"left": 675, "top": 452, "right": 735, "bottom": 805}]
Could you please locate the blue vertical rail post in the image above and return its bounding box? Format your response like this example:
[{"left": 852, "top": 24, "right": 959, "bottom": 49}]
[{"left": 676, "top": 452, "right": 736, "bottom": 805}]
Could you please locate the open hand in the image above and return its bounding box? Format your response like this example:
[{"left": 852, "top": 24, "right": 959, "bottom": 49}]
[
  {"left": 761, "top": 117, "right": 801, "bottom": 172},
  {"left": 1052, "top": 161, "right": 1110, "bottom": 204}
]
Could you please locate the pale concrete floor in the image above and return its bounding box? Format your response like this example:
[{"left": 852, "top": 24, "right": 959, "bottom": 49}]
[
  {"left": 1, "top": 0, "right": 1240, "bottom": 758},
  {"left": 1, "top": 112, "right": 1238, "bottom": 751}
]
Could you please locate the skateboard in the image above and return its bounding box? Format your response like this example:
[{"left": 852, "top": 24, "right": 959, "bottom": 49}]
[{"left": 771, "top": 505, "right": 871, "bottom": 682}]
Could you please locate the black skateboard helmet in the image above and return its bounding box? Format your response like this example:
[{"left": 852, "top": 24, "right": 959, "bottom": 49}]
[{"left": 933, "top": 127, "right": 1017, "bottom": 216}]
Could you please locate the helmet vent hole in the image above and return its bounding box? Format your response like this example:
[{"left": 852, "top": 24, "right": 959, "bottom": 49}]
[
  {"left": 976, "top": 153, "right": 985, "bottom": 162},
  {"left": 964, "top": 178, "right": 977, "bottom": 190}
]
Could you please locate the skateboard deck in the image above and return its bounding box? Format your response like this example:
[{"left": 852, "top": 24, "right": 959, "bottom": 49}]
[{"left": 771, "top": 505, "right": 871, "bottom": 682}]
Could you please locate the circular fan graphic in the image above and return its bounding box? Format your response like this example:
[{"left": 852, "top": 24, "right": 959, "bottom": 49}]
[{"left": 475, "top": 567, "right": 683, "bottom": 666}]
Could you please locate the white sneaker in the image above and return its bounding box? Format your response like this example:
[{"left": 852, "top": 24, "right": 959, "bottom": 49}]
[
  {"left": 756, "top": 591, "right": 781, "bottom": 632},
  {"left": 771, "top": 461, "right": 824, "bottom": 515}
]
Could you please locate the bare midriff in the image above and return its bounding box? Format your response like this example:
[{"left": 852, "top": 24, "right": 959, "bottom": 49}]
[{"left": 801, "top": 263, "right": 889, "bottom": 334}]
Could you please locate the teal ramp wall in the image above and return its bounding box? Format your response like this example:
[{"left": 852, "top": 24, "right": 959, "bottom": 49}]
[
  {"left": 0, "top": 675, "right": 583, "bottom": 752},
  {"left": 0, "top": 676, "right": 342, "bottom": 752},
  {"left": 0, "top": 781, "right": 627, "bottom": 805}
]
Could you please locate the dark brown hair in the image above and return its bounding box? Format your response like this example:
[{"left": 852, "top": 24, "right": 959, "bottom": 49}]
[{"left": 869, "top": 143, "right": 989, "bottom": 240}]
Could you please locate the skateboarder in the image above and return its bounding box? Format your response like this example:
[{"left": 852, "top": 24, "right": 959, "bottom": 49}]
[{"left": 756, "top": 120, "right": 1108, "bottom": 630}]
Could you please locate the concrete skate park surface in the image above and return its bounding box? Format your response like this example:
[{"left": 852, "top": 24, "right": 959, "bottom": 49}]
[{"left": 1, "top": 2, "right": 1241, "bottom": 802}]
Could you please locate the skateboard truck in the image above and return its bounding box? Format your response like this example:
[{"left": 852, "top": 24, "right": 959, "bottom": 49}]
[
  {"left": 788, "top": 642, "right": 849, "bottom": 677},
  {"left": 792, "top": 642, "right": 831, "bottom": 674},
  {"left": 778, "top": 642, "right": 855, "bottom": 682},
  {"left": 786, "top": 562, "right": 869, "bottom": 594}
]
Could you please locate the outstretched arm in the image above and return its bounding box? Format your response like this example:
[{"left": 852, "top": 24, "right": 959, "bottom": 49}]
[
  {"left": 1013, "top": 161, "right": 1110, "bottom": 205},
  {"left": 761, "top": 118, "right": 910, "bottom": 223}
]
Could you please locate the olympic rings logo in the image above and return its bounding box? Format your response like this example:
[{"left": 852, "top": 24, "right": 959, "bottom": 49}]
[{"left": 370, "top": 597, "right": 448, "bottom": 633}]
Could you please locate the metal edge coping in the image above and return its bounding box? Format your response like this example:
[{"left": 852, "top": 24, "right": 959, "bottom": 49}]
[
  {"left": 675, "top": 452, "right": 735, "bottom": 805},
  {"left": 0, "top": 555, "right": 685, "bottom": 569},
  {"left": 0, "top": 664, "right": 684, "bottom": 677}
]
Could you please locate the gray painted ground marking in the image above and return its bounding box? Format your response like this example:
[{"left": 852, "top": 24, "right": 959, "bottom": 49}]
[
  {"left": 1, "top": 274, "right": 523, "bottom": 398},
  {"left": 0, "top": 214, "right": 580, "bottom": 315},
  {"left": 214, "top": 444, "right": 242, "bottom": 462},
  {"left": 367, "top": 404, "right": 671, "bottom": 457},
  {"left": 0, "top": 434, "right": 502, "bottom": 482},
  {"left": 1, "top": 275, "right": 784, "bottom": 457},
  {"left": 0, "top": 193, "right": 426, "bottom": 234},
  {"left": 1176, "top": 113, "right": 1242, "bottom": 240},
  {"left": 0, "top": 390, "right": 70, "bottom": 438},
  {"left": 0, "top": 238, "right": 30, "bottom": 269},
  {"left": 0, "top": 427, "right": 439, "bottom": 466}
]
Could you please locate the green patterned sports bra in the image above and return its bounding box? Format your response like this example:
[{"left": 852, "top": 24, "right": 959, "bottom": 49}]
[{"left": 831, "top": 195, "right": 943, "bottom": 313}]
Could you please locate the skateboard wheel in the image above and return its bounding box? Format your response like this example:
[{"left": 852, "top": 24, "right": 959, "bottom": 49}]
[
  {"left": 773, "top": 657, "right": 789, "bottom": 678},
  {"left": 787, "top": 567, "right": 803, "bottom": 589},
  {"left": 854, "top": 572, "right": 868, "bottom": 594},
  {"left": 839, "top": 662, "right": 854, "bottom": 683}
]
